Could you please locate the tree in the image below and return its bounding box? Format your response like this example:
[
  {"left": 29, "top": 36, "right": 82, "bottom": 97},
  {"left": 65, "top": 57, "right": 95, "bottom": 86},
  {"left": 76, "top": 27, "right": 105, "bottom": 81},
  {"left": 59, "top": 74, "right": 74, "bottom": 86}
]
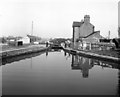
[{"left": 1, "top": 37, "right": 7, "bottom": 43}]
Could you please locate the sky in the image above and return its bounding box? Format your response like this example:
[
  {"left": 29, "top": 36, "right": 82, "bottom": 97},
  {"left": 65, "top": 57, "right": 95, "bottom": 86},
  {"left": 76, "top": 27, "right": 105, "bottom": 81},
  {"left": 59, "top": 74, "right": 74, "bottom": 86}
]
[
  {"left": 0, "top": 0, "right": 119, "bottom": 38},
  {"left": 118, "top": 1, "right": 120, "bottom": 27}
]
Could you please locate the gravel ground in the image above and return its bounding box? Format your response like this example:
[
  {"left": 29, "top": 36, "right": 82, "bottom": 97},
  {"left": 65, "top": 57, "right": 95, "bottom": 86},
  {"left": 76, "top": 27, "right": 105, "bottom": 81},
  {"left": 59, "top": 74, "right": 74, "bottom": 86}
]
[
  {"left": 80, "top": 48, "right": 120, "bottom": 58},
  {"left": 89, "top": 49, "right": 120, "bottom": 58},
  {"left": 74, "top": 46, "right": 120, "bottom": 58}
]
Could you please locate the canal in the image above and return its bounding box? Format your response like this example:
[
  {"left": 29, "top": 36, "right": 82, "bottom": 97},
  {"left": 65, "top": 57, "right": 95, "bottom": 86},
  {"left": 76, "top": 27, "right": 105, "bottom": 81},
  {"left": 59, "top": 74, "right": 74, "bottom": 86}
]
[{"left": 1, "top": 49, "right": 120, "bottom": 95}]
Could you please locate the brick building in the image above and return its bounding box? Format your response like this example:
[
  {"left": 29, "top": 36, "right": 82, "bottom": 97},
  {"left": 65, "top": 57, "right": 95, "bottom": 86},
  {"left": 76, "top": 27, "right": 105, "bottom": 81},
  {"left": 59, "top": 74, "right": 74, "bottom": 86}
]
[{"left": 72, "top": 15, "right": 104, "bottom": 49}]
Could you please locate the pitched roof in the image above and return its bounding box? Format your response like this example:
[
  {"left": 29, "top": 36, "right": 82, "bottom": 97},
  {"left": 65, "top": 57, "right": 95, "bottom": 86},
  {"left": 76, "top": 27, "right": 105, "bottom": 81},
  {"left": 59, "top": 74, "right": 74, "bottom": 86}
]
[
  {"left": 80, "top": 31, "right": 104, "bottom": 38},
  {"left": 72, "top": 21, "right": 84, "bottom": 27},
  {"left": 85, "top": 31, "right": 99, "bottom": 38}
]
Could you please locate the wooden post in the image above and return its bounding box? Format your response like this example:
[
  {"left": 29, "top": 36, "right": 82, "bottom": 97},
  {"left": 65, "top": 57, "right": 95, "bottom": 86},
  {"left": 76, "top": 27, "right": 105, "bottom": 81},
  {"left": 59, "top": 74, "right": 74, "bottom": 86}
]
[{"left": 89, "top": 43, "right": 91, "bottom": 50}]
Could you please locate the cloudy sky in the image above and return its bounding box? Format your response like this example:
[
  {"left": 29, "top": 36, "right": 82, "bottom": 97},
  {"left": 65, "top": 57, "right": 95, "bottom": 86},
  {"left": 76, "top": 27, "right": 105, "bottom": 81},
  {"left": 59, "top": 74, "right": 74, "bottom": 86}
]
[
  {"left": 0, "top": 0, "right": 119, "bottom": 38},
  {"left": 118, "top": 1, "right": 120, "bottom": 27}
]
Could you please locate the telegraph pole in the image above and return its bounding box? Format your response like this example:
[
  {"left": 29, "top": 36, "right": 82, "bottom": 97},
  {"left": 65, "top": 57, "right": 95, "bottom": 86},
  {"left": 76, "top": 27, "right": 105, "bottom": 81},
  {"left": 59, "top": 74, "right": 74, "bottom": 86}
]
[
  {"left": 108, "top": 31, "right": 110, "bottom": 39},
  {"left": 30, "top": 21, "right": 34, "bottom": 44},
  {"left": 31, "top": 21, "right": 33, "bottom": 36}
]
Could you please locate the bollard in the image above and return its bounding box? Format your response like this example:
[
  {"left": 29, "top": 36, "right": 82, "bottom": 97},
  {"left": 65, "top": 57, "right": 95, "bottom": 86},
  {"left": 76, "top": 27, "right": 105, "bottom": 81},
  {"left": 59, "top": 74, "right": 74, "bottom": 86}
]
[
  {"left": 65, "top": 43, "right": 67, "bottom": 48},
  {"left": 46, "top": 42, "right": 48, "bottom": 47}
]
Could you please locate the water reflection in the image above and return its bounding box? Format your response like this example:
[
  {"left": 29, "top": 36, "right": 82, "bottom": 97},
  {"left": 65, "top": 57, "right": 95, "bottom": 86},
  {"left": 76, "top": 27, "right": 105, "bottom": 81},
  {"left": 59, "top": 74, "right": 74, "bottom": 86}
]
[
  {"left": 54, "top": 51, "right": 120, "bottom": 94},
  {"left": 68, "top": 52, "right": 120, "bottom": 95},
  {"left": 30, "top": 58, "right": 33, "bottom": 69},
  {"left": 2, "top": 50, "right": 120, "bottom": 95},
  {"left": 117, "top": 69, "right": 120, "bottom": 96},
  {"left": 2, "top": 49, "right": 61, "bottom": 66},
  {"left": 46, "top": 50, "right": 48, "bottom": 56},
  {"left": 2, "top": 51, "right": 45, "bottom": 65},
  {"left": 71, "top": 55, "right": 93, "bottom": 78},
  {"left": 71, "top": 54, "right": 119, "bottom": 71},
  {"left": 46, "top": 49, "right": 61, "bottom": 57}
]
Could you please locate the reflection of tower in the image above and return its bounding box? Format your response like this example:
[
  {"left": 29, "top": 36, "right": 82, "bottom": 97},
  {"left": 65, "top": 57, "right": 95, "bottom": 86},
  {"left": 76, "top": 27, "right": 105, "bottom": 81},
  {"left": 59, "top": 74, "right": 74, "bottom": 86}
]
[
  {"left": 71, "top": 55, "right": 94, "bottom": 78},
  {"left": 46, "top": 51, "right": 48, "bottom": 57},
  {"left": 64, "top": 51, "right": 67, "bottom": 56},
  {"left": 71, "top": 55, "right": 81, "bottom": 69},
  {"left": 80, "top": 57, "right": 90, "bottom": 78},
  {"left": 72, "top": 55, "right": 74, "bottom": 66},
  {"left": 30, "top": 58, "right": 32, "bottom": 69},
  {"left": 65, "top": 52, "right": 71, "bottom": 60},
  {"left": 69, "top": 53, "right": 70, "bottom": 56}
]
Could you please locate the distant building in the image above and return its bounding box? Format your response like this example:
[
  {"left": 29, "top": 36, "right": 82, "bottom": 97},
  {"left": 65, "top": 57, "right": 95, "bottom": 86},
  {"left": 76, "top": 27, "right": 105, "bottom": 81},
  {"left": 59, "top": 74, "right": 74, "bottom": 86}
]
[
  {"left": 18, "top": 37, "right": 30, "bottom": 44},
  {"left": 72, "top": 15, "right": 104, "bottom": 48},
  {"left": 8, "top": 36, "right": 30, "bottom": 46},
  {"left": 27, "top": 34, "right": 41, "bottom": 43}
]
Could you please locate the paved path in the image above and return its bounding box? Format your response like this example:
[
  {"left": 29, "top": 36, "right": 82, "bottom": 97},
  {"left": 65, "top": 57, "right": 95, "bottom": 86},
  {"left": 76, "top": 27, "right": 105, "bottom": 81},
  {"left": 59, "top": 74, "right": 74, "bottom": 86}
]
[
  {"left": 0, "top": 44, "right": 45, "bottom": 53},
  {"left": 0, "top": 45, "right": 47, "bottom": 58}
]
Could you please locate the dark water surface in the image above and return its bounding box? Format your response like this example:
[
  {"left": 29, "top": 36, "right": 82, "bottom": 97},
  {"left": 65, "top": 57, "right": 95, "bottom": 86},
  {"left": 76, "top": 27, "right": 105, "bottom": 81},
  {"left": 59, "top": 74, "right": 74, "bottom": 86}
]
[{"left": 2, "top": 50, "right": 120, "bottom": 95}]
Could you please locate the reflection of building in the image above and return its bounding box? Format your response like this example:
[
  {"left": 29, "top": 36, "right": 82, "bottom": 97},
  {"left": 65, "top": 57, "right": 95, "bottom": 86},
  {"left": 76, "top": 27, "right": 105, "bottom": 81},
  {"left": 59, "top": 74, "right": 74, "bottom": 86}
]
[
  {"left": 71, "top": 55, "right": 93, "bottom": 78},
  {"left": 71, "top": 55, "right": 120, "bottom": 78}
]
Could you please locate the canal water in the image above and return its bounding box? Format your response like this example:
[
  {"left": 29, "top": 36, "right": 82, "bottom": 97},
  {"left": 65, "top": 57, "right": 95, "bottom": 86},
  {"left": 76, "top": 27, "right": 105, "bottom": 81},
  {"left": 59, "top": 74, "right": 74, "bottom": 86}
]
[{"left": 1, "top": 49, "right": 120, "bottom": 95}]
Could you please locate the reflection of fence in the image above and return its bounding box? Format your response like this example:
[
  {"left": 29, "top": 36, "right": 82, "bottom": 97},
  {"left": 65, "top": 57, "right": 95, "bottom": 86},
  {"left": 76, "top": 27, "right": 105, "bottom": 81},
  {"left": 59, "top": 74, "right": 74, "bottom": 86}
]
[
  {"left": 71, "top": 54, "right": 119, "bottom": 71},
  {"left": 91, "top": 59, "right": 119, "bottom": 69}
]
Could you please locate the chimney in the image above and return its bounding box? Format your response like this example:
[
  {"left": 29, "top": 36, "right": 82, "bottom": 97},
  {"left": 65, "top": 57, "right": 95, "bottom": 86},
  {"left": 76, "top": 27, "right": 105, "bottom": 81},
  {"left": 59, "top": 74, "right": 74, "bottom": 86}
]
[
  {"left": 84, "top": 15, "right": 90, "bottom": 23},
  {"left": 81, "top": 19, "right": 84, "bottom": 23}
]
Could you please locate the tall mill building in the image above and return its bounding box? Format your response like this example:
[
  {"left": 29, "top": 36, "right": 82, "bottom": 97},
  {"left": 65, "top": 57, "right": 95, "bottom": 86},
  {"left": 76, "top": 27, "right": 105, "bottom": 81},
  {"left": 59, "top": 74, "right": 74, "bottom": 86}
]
[{"left": 72, "top": 15, "right": 103, "bottom": 46}]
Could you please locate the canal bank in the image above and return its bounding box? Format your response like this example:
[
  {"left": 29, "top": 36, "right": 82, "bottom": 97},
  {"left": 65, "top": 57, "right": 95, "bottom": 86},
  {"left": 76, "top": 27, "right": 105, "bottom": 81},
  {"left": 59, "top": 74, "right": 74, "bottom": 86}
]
[
  {"left": 1, "top": 45, "right": 49, "bottom": 59},
  {"left": 1, "top": 44, "right": 120, "bottom": 64},
  {"left": 63, "top": 47, "right": 120, "bottom": 63}
]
